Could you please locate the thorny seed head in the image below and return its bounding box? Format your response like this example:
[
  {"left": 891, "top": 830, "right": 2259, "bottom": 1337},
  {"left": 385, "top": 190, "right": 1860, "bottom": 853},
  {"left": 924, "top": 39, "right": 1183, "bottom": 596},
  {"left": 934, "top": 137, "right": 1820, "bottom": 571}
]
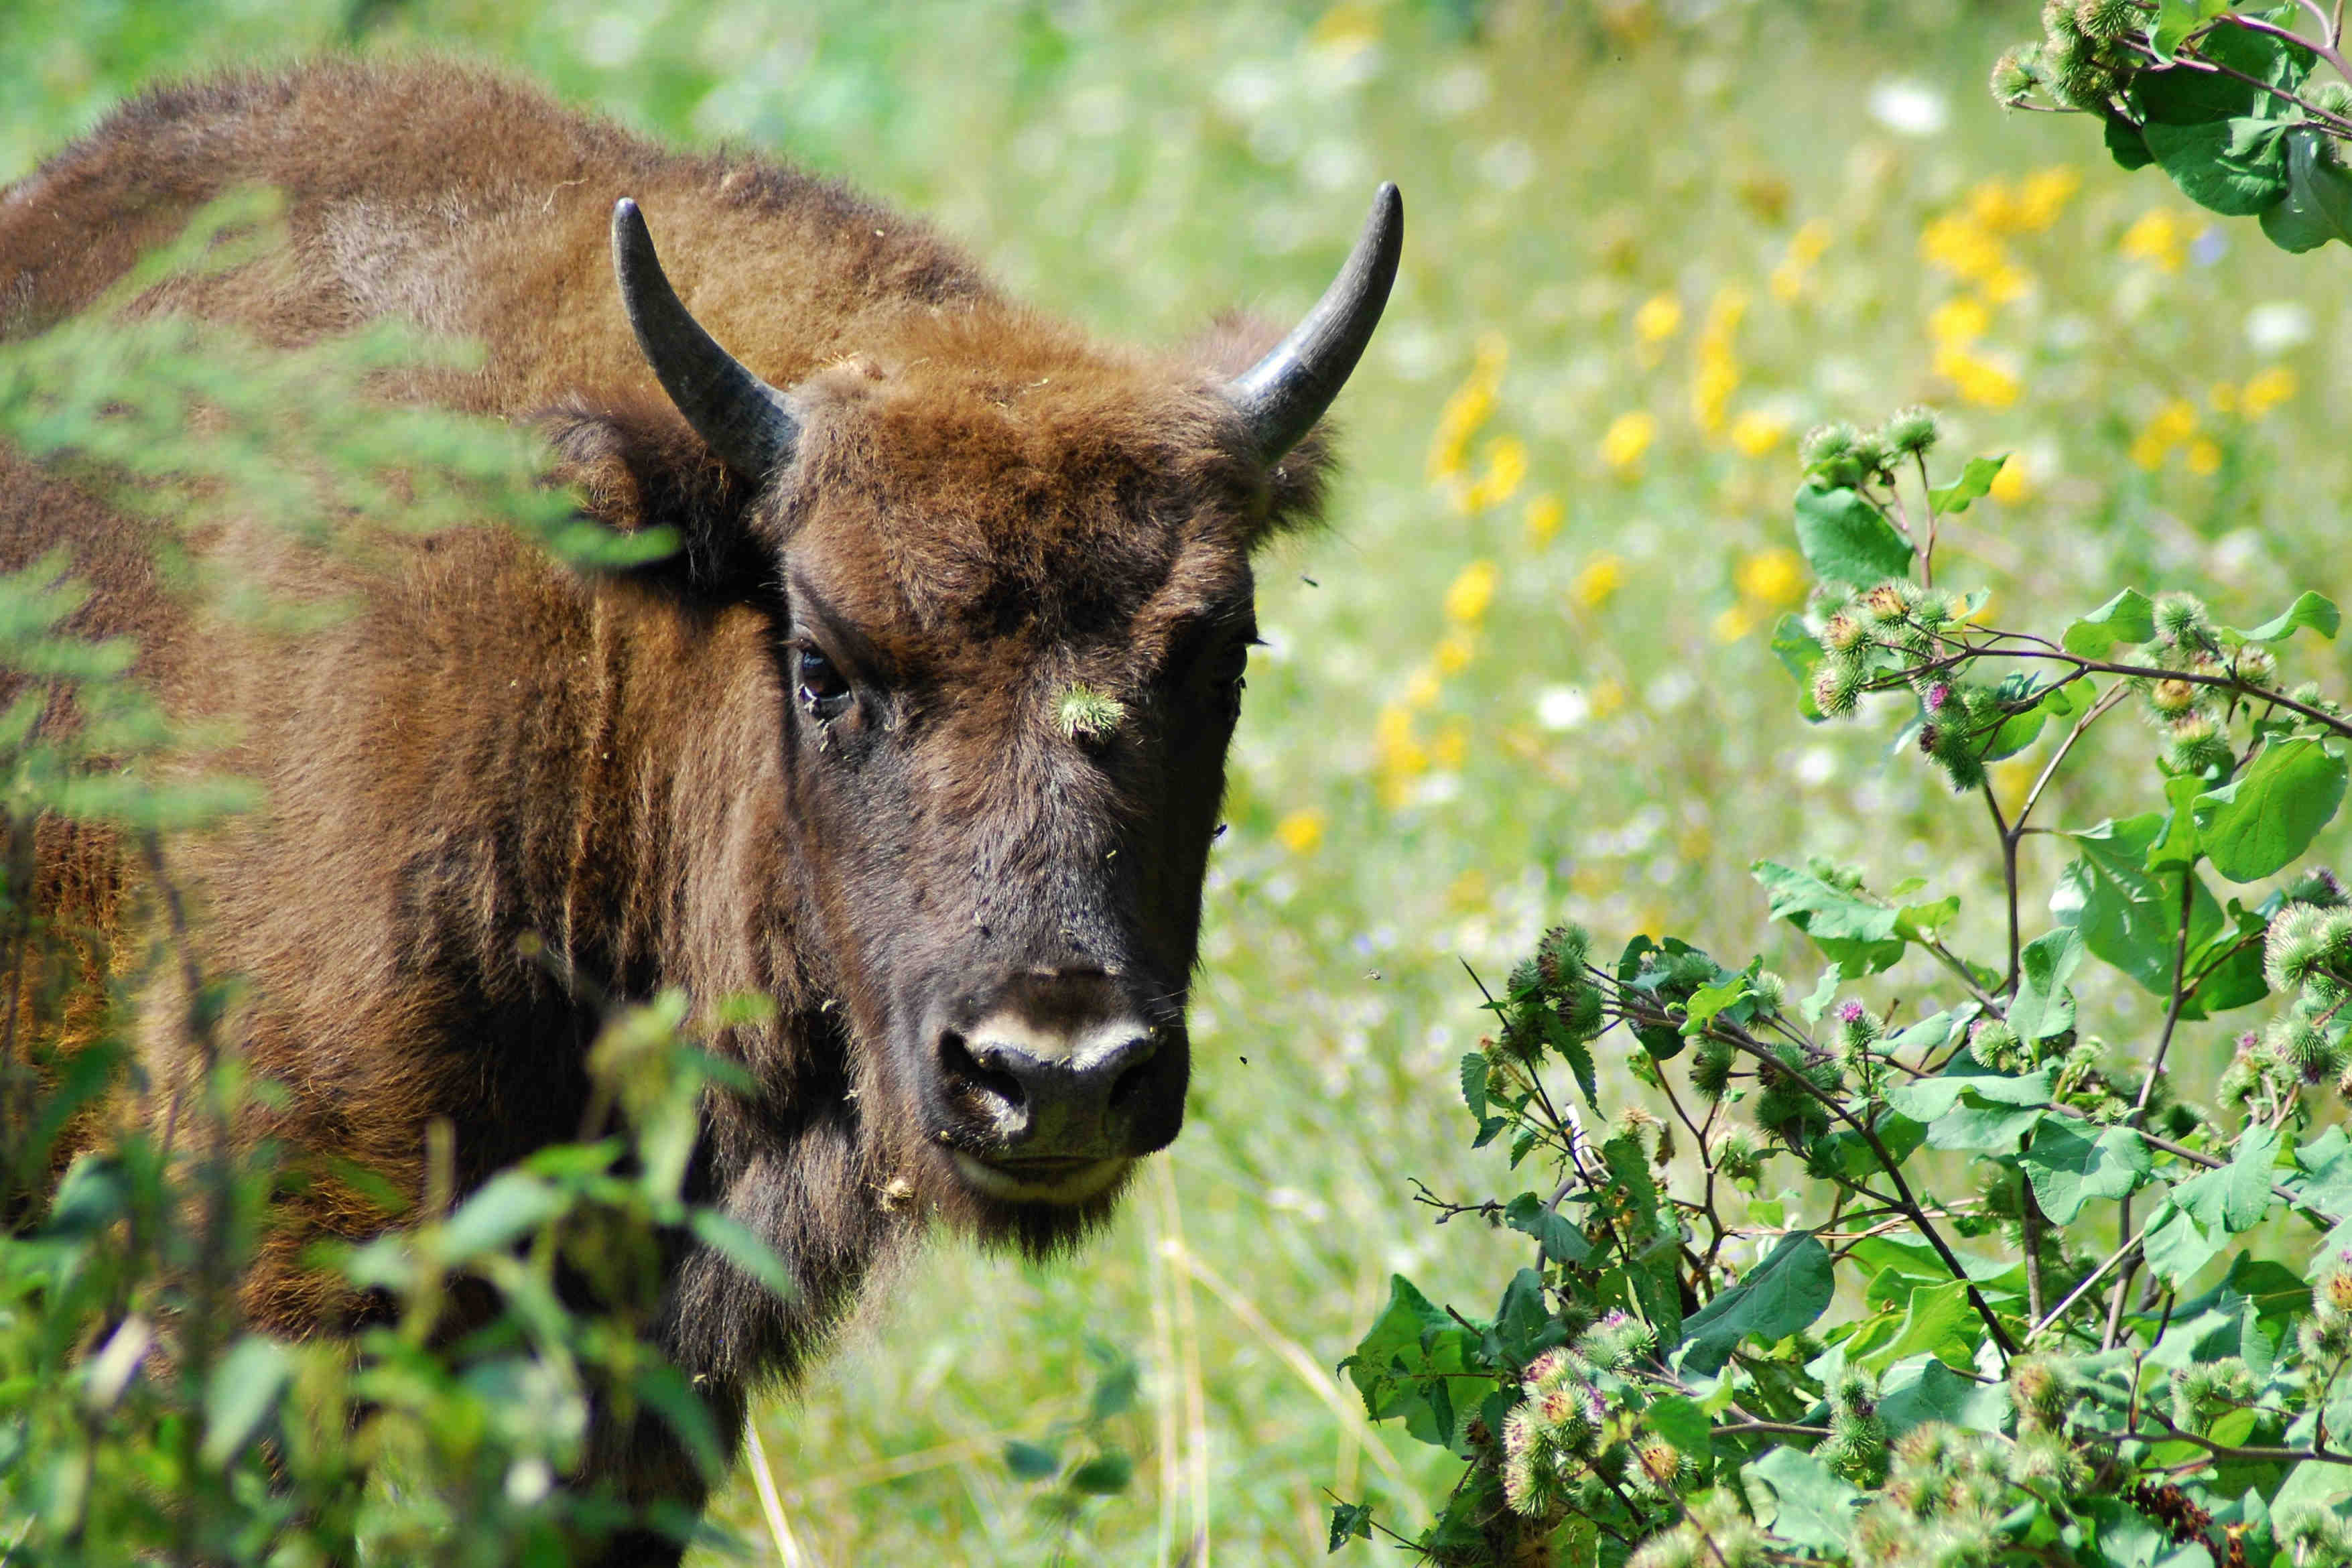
[
  {"left": 1989, "top": 43, "right": 2041, "bottom": 104},
  {"left": 1801, "top": 421, "right": 1861, "bottom": 467},
  {"left": 1861, "top": 582, "right": 1915, "bottom": 623},
  {"left": 2072, "top": 0, "right": 2136, "bottom": 37},
  {"left": 2147, "top": 677, "right": 2200, "bottom": 716},
  {"left": 2320, "top": 1264, "right": 2352, "bottom": 1318},
  {"left": 1821, "top": 611, "right": 1867, "bottom": 652},
  {"left": 2266, "top": 1013, "right": 2343, "bottom": 1084},
  {"left": 1815, "top": 657, "right": 1866, "bottom": 718},
  {"left": 1536, "top": 924, "right": 1591, "bottom": 990},
  {"left": 1882, "top": 406, "right": 1941, "bottom": 456},
  {"left": 2152, "top": 591, "right": 2215, "bottom": 649},
  {"left": 1056, "top": 683, "right": 1126, "bottom": 742},
  {"left": 1750, "top": 970, "right": 1786, "bottom": 1012},
  {"left": 1636, "top": 1441, "right": 1682, "bottom": 1486}
]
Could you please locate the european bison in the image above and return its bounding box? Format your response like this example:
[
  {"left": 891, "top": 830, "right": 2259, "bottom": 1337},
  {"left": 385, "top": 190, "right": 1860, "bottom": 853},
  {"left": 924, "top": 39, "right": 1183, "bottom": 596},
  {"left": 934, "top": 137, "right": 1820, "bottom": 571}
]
[{"left": 0, "top": 58, "right": 1398, "bottom": 1562}]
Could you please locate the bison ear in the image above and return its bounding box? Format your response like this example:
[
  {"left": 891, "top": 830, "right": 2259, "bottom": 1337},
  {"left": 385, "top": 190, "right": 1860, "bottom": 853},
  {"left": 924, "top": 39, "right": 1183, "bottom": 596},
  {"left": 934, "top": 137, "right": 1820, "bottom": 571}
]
[
  {"left": 541, "top": 399, "right": 769, "bottom": 594},
  {"left": 1191, "top": 314, "right": 1335, "bottom": 543}
]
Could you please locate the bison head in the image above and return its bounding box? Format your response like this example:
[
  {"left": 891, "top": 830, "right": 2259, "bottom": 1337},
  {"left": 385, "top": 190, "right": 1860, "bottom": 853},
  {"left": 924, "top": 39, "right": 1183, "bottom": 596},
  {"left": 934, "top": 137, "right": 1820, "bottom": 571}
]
[{"left": 596, "top": 190, "right": 1398, "bottom": 1250}]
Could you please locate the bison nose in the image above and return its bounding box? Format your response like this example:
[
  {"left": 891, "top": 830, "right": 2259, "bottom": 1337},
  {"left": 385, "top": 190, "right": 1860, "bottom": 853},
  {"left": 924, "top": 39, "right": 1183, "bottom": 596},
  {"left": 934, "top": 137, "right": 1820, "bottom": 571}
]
[{"left": 935, "top": 988, "right": 1162, "bottom": 1159}]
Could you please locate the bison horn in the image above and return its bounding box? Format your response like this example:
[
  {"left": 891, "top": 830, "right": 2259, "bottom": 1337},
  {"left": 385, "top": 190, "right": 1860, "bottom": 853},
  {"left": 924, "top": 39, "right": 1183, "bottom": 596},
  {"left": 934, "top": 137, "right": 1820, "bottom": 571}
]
[
  {"left": 1224, "top": 183, "right": 1402, "bottom": 464},
  {"left": 610, "top": 198, "right": 802, "bottom": 480}
]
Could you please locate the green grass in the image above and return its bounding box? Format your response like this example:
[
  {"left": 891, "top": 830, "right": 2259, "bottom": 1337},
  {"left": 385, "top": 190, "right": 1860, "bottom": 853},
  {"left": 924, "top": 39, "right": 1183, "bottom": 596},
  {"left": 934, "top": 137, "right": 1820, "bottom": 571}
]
[{"left": 9, "top": 1, "right": 2351, "bottom": 1562}]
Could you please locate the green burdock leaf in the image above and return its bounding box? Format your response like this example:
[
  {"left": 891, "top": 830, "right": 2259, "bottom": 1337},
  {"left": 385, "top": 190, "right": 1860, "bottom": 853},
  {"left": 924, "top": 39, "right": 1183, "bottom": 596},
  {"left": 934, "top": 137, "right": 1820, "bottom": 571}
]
[
  {"left": 2195, "top": 738, "right": 2347, "bottom": 882},
  {"left": 2263, "top": 128, "right": 2352, "bottom": 251},
  {"left": 1752, "top": 860, "right": 1904, "bottom": 974},
  {"left": 1747, "top": 1444, "right": 1863, "bottom": 1552},
  {"left": 2106, "top": 111, "right": 2156, "bottom": 170},
  {"left": 2240, "top": 588, "right": 2340, "bottom": 642},
  {"left": 1771, "top": 612, "right": 1827, "bottom": 722},
  {"left": 2023, "top": 1119, "right": 2152, "bottom": 1224},
  {"left": 201, "top": 1335, "right": 293, "bottom": 1469},
  {"left": 1504, "top": 1191, "right": 1591, "bottom": 1264},
  {"left": 1677, "top": 1232, "right": 1833, "bottom": 1376},
  {"left": 1069, "top": 1453, "right": 1134, "bottom": 1494},
  {"left": 2062, "top": 589, "right": 2156, "bottom": 656},
  {"left": 1860, "top": 1279, "right": 1979, "bottom": 1373},
  {"left": 1605, "top": 1132, "right": 1684, "bottom": 1345},
  {"left": 1341, "top": 1277, "right": 1490, "bottom": 1451},
  {"left": 2010, "top": 926, "right": 2083, "bottom": 1045},
  {"left": 1328, "top": 1502, "right": 1374, "bottom": 1552},
  {"left": 1793, "top": 483, "right": 1911, "bottom": 587},
  {"left": 2053, "top": 815, "right": 2225, "bottom": 1002},
  {"left": 2175, "top": 1123, "right": 2282, "bottom": 1236},
  {"left": 1004, "top": 1440, "right": 1061, "bottom": 1479},
  {"left": 1876, "top": 1354, "right": 2012, "bottom": 1436},
  {"left": 2144, "top": 1199, "right": 2224, "bottom": 1285},
  {"left": 2150, "top": 0, "right": 2233, "bottom": 63},
  {"left": 1925, "top": 454, "right": 2008, "bottom": 515},
  {"left": 2144, "top": 115, "right": 2293, "bottom": 215}
]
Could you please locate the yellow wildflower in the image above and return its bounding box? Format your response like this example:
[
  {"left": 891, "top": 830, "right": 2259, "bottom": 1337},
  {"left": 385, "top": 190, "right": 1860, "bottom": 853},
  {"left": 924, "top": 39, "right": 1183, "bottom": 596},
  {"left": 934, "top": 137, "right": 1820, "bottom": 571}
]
[
  {"left": 1374, "top": 703, "right": 1415, "bottom": 751},
  {"left": 1523, "top": 492, "right": 1565, "bottom": 546},
  {"left": 2012, "top": 166, "right": 2079, "bottom": 231},
  {"left": 1692, "top": 358, "right": 1738, "bottom": 434},
  {"left": 2243, "top": 365, "right": 2298, "bottom": 417},
  {"left": 2186, "top": 438, "right": 2222, "bottom": 476},
  {"left": 1987, "top": 453, "right": 2030, "bottom": 505},
  {"left": 1273, "top": 809, "right": 1325, "bottom": 855},
  {"left": 1434, "top": 631, "right": 1476, "bottom": 675},
  {"left": 1431, "top": 720, "right": 1469, "bottom": 770},
  {"left": 1402, "top": 665, "right": 1443, "bottom": 710},
  {"left": 1600, "top": 411, "right": 1656, "bottom": 473},
  {"left": 1445, "top": 866, "right": 1488, "bottom": 911},
  {"left": 1928, "top": 295, "right": 1991, "bottom": 348},
  {"left": 2132, "top": 397, "right": 2199, "bottom": 470},
  {"left": 1770, "top": 220, "right": 1835, "bottom": 302},
  {"left": 1919, "top": 213, "right": 2011, "bottom": 289},
  {"left": 1788, "top": 218, "right": 1833, "bottom": 264},
  {"left": 1967, "top": 179, "right": 2020, "bottom": 235},
  {"left": 1461, "top": 434, "right": 1528, "bottom": 512},
  {"left": 1729, "top": 409, "right": 1788, "bottom": 458},
  {"left": 2209, "top": 381, "right": 2239, "bottom": 415},
  {"left": 1711, "top": 604, "right": 1756, "bottom": 642},
  {"left": 1443, "top": 559, "right": 1498, "bottom": 624},
  {"left": 2119, "top": 209, "right": 2187, "bottom": 272},
  {"left": 1589, "top": 677, "right": 1627, "bottom": 718},
  {"left": 1932, "top": 344, "right": 2020, "bottom": 409},
  {"left": 1426, "top": 333, "right": 1508, "bottom": 482},
  {"left": 1571, "top": 553, "right": 1626, "bottom": 610},
  {"left": 1634, "top": 292, "right": 1683, "bottom": 344},
  {"left": 1309, "top": 0, "right": 1382, "bottom": 48},
  {"left": 1735, "top": 547, "right": 1806, "bottom": 610}
]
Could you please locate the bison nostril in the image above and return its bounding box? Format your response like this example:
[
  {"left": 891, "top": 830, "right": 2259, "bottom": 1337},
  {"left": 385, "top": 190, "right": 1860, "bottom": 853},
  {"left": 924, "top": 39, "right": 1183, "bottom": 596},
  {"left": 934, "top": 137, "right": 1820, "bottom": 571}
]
[
  {"left": 939, "top": 1029, "right": 1025, "bottom": 1114},
  {"left": 1104, "top": 1034, "right": 1161, "bottom": 1114}
]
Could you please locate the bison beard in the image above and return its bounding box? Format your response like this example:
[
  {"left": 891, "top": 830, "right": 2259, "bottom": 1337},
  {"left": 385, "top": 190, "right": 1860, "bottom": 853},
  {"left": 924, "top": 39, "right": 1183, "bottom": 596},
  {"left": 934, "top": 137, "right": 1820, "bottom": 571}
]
[{"left": 0, "top": 58, "right": 1398, "bottom": 1565}]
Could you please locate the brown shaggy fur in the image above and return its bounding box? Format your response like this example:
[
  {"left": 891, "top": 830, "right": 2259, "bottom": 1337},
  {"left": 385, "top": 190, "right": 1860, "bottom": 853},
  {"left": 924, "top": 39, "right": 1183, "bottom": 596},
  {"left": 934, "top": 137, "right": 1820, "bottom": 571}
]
[{"left": 0, "top": 57, "right": 1347, "bottom": 1564}]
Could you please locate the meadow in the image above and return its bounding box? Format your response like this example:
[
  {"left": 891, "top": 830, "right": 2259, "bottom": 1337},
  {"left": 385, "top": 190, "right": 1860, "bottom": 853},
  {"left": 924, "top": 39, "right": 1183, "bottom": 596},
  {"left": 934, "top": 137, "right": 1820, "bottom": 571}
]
[{"left": 7, "top": 0, "right": 2349, "bottom": 1561}]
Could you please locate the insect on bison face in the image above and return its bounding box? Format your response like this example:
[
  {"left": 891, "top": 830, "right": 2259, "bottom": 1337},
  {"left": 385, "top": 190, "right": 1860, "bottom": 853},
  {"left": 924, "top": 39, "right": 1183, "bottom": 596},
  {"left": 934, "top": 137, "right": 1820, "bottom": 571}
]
[{"left": 606, "top": 189, "right": 1398, "bottom": 1250}]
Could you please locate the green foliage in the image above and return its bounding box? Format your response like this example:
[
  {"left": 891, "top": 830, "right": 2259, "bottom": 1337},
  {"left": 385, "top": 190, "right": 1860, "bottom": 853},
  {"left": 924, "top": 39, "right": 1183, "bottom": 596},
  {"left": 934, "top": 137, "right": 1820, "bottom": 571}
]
[
  {"left": 0, "top": 209, "right": 780, "bottom": 1565},
  {"left": 1996, "top": 1, "right": 2352, "bottom": 251},
  {"left": 1333, "top": 409, "right": 2352, "bottom": 1565}
]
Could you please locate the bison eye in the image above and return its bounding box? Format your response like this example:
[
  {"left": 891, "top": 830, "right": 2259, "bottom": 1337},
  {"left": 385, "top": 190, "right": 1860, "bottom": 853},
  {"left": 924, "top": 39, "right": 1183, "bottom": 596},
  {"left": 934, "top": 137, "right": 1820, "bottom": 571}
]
[{"left": 795, "top": 645, "right": 852, "bottom": 720}]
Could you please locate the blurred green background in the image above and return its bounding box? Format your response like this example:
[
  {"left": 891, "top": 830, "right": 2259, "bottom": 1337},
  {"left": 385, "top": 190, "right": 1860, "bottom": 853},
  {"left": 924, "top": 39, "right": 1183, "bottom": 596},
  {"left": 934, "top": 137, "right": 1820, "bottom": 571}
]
[{"left": 7, "top": 0, "right": 2347, "bottom": 1561}]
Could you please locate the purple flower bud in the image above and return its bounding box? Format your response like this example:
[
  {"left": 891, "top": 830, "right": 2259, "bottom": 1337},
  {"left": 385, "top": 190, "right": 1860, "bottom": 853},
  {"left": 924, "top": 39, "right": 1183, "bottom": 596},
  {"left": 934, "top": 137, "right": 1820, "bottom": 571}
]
[
  {"left": 1925, "top": 682, "right": 1950, "bottom": 713},
  {"left": 1836, "top": 999, "right": 1866, "bottom": 1023}
]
